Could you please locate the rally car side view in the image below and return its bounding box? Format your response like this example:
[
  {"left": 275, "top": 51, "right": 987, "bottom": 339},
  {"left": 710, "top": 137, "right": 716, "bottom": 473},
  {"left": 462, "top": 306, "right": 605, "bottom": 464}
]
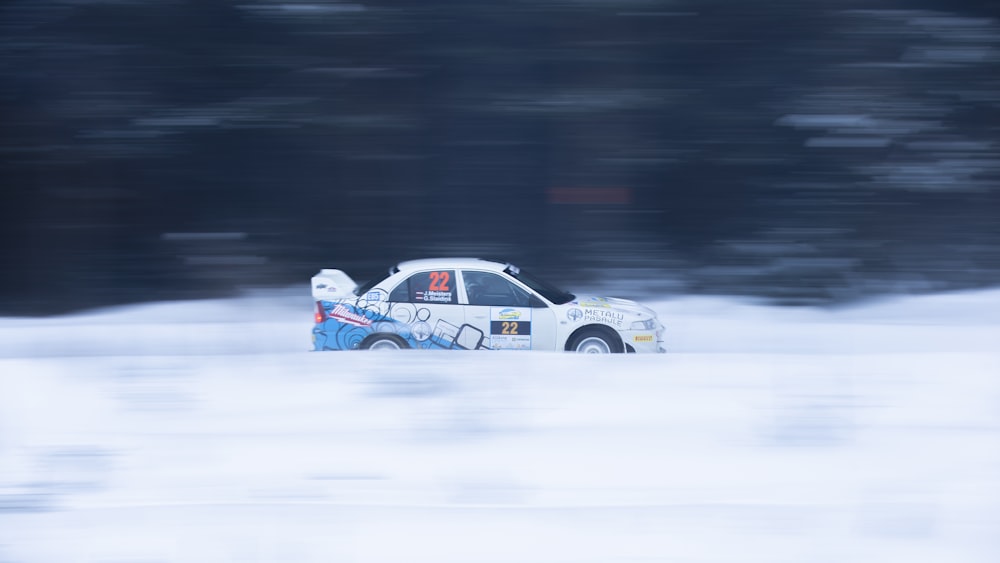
[{"left": 311, "top": 258, "right": 665, "bottom": 353}]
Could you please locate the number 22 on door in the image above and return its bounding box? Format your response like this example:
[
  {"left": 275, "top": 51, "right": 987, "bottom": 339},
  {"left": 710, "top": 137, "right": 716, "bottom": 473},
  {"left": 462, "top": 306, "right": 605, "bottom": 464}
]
[{"left": 501, "top": 321, "right": 519, "bottom": 335}]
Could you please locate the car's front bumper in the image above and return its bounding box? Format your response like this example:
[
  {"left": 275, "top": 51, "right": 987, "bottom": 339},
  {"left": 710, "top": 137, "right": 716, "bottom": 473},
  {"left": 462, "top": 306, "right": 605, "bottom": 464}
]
[{"left": 622, "top": 327, "right": 666, "bottom": 353}]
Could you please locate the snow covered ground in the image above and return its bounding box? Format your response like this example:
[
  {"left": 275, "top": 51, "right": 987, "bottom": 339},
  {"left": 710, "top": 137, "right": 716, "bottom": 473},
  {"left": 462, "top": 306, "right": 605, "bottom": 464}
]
[{"left": 1, "top": 288, "right": 999, "bottom": 562}]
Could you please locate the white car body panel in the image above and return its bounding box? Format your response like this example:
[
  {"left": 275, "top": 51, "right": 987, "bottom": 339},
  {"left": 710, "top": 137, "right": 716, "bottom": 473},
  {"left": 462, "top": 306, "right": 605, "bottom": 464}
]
[{"left": 311, "top": 258, "right": 665, "bottom": 353}]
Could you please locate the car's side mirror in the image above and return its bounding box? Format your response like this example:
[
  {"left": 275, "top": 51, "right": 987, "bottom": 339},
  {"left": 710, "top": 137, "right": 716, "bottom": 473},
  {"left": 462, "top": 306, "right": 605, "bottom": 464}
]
[{"left": 528, "top": 294, "right": 547, "bottom": 308}]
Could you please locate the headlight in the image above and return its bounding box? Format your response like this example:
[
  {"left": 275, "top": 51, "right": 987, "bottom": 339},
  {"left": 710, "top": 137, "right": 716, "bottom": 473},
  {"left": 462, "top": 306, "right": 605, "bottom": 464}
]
[{"left": 630, "top": 318, "right": 657, "bottom": 330}]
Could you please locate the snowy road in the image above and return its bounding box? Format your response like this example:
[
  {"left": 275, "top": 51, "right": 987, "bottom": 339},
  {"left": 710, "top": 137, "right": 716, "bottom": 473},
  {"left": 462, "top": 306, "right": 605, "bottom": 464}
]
[{"left": 1, "top": 290, "right": 999, "bottom": 562}]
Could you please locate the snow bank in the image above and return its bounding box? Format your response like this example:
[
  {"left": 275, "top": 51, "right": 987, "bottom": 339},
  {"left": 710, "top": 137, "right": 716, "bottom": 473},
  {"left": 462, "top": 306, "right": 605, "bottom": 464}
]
[{"left": 1, "top": 288, "right": 998, "bottom": 562}]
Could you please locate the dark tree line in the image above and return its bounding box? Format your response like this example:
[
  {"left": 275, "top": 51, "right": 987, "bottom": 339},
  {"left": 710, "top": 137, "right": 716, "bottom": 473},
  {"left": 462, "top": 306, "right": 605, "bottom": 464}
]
[{"left": 2, "top": 0, "right": 999, "bottom": 313}]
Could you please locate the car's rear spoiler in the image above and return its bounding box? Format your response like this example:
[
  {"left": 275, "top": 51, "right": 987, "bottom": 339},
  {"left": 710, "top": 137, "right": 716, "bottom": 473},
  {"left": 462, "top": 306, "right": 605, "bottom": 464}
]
[{"left": 311, "top": 269, "right": 358, "bottom": 301}]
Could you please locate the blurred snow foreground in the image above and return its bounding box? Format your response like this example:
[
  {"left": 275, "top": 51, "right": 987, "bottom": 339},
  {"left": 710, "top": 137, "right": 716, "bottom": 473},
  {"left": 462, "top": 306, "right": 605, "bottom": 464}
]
[{"left": 1, "top": 289, "right": 999, "bottom": 563}]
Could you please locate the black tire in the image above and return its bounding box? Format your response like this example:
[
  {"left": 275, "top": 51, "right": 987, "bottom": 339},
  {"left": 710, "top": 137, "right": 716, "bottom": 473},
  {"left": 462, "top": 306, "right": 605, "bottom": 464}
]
[
  {"left": 568, "top": 328, "right": 623, "bottom": 354},
  {"left": 360, "top": 333, "right": 409, "bottom": 350}
]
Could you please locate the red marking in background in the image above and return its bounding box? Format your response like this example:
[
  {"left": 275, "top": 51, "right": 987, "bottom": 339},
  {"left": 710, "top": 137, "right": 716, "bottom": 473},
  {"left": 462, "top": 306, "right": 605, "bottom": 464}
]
[{"left": 547, "top": 187, "right": 632, "bottom": 205}]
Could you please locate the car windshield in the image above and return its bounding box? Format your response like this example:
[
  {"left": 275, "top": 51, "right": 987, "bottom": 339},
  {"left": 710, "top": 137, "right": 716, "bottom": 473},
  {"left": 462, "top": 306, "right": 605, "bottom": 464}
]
[{"left": 504, "top": 265, "right": 575, "bottom": 305}]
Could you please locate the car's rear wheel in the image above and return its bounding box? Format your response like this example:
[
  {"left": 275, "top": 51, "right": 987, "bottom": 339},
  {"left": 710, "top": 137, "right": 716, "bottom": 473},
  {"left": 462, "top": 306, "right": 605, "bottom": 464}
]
[
  {"left": 569, "top": 329, "right": 622, "bottom": 354},
  {"left": 361, "top": 334, "right": 409, "bottom": 350}
]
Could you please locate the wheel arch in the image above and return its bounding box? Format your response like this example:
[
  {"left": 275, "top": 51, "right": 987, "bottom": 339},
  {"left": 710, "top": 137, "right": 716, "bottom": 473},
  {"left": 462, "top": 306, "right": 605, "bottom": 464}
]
[
  {"left": 360, "top": 332, "right": 409, "bottom": 350},
  {"left": 564, "top": 324, "right": 625, "bottom": 353}
]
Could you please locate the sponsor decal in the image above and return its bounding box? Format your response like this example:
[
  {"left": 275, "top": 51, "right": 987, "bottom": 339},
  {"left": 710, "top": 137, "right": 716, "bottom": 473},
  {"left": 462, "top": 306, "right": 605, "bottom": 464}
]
[
  {"left": 497, "top": 308, "right": 521, "bottom": 320},
  {"left": 633, "top": 335, "right": 654, "bottom": 343},
  {"left": 490, "top": 307, "right": 532, "bottom": 349},
  {"left": 365, "top": 290, "right": 382, "bottom": 303},
  {"left": 491, "top": 336, "right": 530, "bottom": 350},
  {"left": 567, "top": 308, "right": 583, "bottom": 322},
  {"left": 583, "top": 308, "right": 624, "bottom": 328},
  {"left": 329, "top": 304, "right": 373, "bottom": 327},
  {"left": 491, "top": 307, "right": 531, "bottom": 322}
]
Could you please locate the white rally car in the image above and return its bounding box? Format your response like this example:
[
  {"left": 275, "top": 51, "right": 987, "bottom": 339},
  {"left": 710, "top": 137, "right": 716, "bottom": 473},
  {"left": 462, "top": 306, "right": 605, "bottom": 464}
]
[{"left": 311, "top": 258, "right": 665, "bottom": 353}]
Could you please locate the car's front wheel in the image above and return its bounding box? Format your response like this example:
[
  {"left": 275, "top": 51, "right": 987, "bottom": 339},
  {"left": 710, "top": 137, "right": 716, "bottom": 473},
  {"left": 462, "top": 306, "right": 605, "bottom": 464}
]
[
  {"left": 568, "top": 329, "right": 622, "bottom": 354},
  {"left": 360, "top": 334, "right": 409, "bottom": 350}
]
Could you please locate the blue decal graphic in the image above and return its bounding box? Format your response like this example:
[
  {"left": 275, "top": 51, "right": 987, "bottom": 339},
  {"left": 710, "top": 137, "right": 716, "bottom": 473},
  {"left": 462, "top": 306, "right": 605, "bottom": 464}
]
[
  {"left": 313, "top": 299, "right": 495, "bottom": 351},
  {"left": 313, "top": 301, "right": 393, "bottom": 350}
]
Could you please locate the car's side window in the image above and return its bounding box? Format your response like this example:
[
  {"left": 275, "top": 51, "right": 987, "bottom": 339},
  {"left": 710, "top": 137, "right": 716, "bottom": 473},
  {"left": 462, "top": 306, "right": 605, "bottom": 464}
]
[
  {"left": 388, "top": 270, "right": 458, "bottom": 304},
  {"left": 387, "top": 280, "right": 409, "bottom": 302},
  {"left": 463, "top": 271, "right": 531, "bottom": 307}
]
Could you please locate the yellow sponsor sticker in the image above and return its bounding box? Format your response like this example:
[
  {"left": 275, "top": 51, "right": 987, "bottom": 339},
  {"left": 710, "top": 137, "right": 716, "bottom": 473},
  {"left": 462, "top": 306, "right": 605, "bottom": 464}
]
[{"left": 633, "top": 335, "right": 654, "bottom": 343}]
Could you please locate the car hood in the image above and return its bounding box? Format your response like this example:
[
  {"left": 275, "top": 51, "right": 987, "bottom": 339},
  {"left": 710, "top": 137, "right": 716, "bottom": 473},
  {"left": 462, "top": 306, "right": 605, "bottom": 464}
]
[{"left": 566, "top": 296, "right": 658, "bottom": 319}]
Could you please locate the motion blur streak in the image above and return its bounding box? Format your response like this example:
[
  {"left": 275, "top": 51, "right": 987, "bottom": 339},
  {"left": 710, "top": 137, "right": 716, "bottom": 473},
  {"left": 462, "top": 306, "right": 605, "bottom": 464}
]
[
  {"left": 2, "top": 1, "right": 999, "bottom": 314},
  {"left": 2, "top": 1, "right": 999, "bottom": 559},
  {"left": 1, "top": 289, "right": 998, "bottom": 562}
]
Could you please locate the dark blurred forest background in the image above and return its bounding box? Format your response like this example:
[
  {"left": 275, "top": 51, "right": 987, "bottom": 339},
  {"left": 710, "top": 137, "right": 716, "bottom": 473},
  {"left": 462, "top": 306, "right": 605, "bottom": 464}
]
[{"left": 2, "top": 0, "right": 999, "bottom": 314}]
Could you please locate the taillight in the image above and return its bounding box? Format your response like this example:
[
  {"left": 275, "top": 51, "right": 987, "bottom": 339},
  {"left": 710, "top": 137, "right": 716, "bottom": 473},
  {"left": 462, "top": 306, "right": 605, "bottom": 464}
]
[{"left": 314, "top": 301, "right": 327, "bottom": 324}]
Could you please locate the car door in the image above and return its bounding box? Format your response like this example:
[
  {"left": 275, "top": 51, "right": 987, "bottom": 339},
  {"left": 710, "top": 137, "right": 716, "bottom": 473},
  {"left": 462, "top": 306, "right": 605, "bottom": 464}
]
[
  {"left": 460, "top": 270, "right": 557, "bottom": 350},
  {"left": 386, "top": 269, "right": 487, "bottom": 350}
]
